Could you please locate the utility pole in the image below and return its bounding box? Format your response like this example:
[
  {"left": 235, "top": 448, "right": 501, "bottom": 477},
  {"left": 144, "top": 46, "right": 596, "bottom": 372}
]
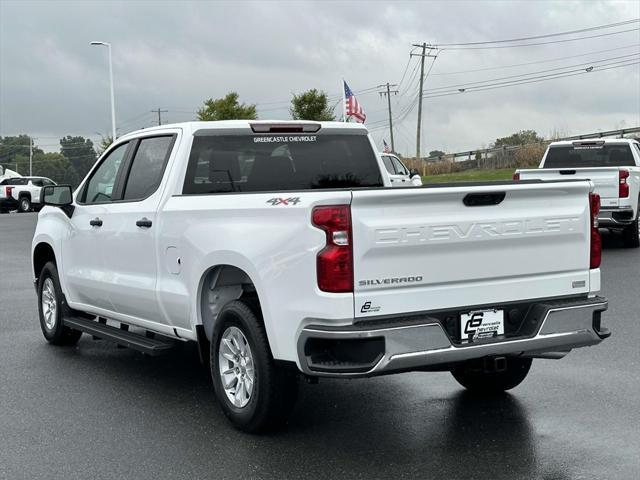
[
  {"left": 411, "top": 43, "right": 438, "bottom": 164},
  {"left": 29, "top": 137, "right": 33, "bottom": 176},
  {"left": 151, "top": 108, "right": 168, "bottom": 126},
  {"left": 377, "top": 83, "right": 399, "bottom": 152}
]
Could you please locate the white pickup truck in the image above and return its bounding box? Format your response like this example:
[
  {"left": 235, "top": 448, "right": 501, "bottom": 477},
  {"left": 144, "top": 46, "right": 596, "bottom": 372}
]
[
  {"left": 0, "top": 175, "right": 57, "bottom": 213},
  {"left": 32, "top": 121, "right": 609, "bottom": 432},
  {"left": 516, "top": 139, "right": 640, "bottom": 247}
]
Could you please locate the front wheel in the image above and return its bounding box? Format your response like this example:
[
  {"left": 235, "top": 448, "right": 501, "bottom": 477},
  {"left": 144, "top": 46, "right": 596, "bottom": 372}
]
[
  {"left": 210, "top": 300, "right": 298, "bottom": 433},
  {"left": 37, "top": 261, "right": 82, "bottom": 346},
  {"left": 451, "top": 357, "right": 532, "bottom": 393}
]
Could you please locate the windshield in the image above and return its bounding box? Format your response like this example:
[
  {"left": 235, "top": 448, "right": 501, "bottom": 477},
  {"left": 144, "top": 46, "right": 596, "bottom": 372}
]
[
  {"left": 183, "top": 133, "right": 383, "bottom": 194},
  {"left": 544, "top": 144, "right": 636, "bottom": 168}
]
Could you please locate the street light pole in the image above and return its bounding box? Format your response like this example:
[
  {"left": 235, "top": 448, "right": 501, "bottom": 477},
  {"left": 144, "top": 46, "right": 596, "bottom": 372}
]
[{"left": 90, "top": 41, "right": 117, "bottom": 140}]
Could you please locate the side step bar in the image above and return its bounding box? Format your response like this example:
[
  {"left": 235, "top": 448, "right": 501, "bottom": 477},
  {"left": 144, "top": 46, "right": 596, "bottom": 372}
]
[{"left": 64, "top": 316, "right": 175, "bottom": 356}]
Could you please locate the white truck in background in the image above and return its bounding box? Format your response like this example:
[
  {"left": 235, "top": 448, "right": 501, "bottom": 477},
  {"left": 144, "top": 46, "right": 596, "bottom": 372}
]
[
  {"left": 32, "top": 120, "right": 608, "bottom": 432},
  {"left": 379, "top": 152, "right": 423, "bottom": 186},
  {"left": 516, "top": 139, "right": 640, "bottom": 247},
  {"left": 0, "top": 175, "right": 57, "bottom": 213}
]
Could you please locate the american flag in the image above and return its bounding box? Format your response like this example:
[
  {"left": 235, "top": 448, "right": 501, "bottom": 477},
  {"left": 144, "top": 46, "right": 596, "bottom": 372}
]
[
  {"left": 344, "top": 81, "right": 366, "bottom": 123},
  {"left": 383, "top": 139, "right": 392, "bottom": 153}
]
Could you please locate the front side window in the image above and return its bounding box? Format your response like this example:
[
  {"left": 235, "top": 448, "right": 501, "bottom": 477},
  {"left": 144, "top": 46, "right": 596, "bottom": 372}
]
[
  {"left": 122, "top": 136, "right": 174, "bottom": 200},
  {"left": 183, "top": 133, "right": 382, "bottom": 194},
  {"left": 31, "top": 179, "right": 43, "bottom": 187},
  {"left": 390, "top": 157, "right": 409, "bottom": 175},
  {"left": 83, "top": 142, "right": 128, "bottom": 204},
  {"left": 381, "top": 155, "right": 395, "bottom": 175}
]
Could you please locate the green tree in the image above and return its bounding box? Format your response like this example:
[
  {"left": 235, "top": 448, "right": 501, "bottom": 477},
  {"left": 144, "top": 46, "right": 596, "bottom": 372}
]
[
  {"left": 59, "top": 136, "right": 97, "bottom": 180},
  {"left": 494, "top": 130, "right": 543, "bottom": 147},
  {"left": 428, "top": 150, "right": 446, "bottom": 158},
  {"left": 197, "top": 92, "right": 257, "bottom": 121},
  {"left": 0, "top": 135, "right": 43, "bottom": 174},
  {"left": 32, "top": 152, "right": 76, "bottom": 185},
  {"left": 290, "top": 89, "right": 335, "bottom": 121},
  {"left": 97, "top": 135, "right": 113, "bottom": 155}
]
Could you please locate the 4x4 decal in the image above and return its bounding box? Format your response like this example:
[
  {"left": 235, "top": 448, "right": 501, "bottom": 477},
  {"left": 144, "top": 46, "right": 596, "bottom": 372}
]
[{"left": 266, "top": 197, "right": 301, "bottom": 206}]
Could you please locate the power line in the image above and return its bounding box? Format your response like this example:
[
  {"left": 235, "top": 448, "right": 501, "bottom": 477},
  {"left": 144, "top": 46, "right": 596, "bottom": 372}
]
[
  {"left": 396, "top": 55, "right": 415, "bottom": 90},
  {"left": 433, "top": 18, "right": 639, "bottom": 47},
  {"left": 437, "top": 27, "right": 640, "bottom": 50},
  {"left": 422, "top": 60, "right": 640, "bottom": 99},
  {"left": 430, "top": 43, "right": 640, "bottom": 76},
  {"left": 424, "top": 52, "right": 640, "bottom": 93}
]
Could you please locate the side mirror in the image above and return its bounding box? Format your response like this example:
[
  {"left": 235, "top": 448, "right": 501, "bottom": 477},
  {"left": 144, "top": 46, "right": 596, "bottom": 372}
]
[
  {"left": 41, "top": 185, "right": 74, "bottom": 217},
  {"left": 410, "top": 168, "right": 420, "bottom": 178},
  {"left": 41, "top": 185, "right": 73, "bottom": 206}
]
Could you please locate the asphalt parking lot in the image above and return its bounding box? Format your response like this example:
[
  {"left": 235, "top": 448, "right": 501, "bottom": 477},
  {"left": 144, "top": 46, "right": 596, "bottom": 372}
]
[{"left": 1, "top": 212, "right": 638, "bottom": 480}]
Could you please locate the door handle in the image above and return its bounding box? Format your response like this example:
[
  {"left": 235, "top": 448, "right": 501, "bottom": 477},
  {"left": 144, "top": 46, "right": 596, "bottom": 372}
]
[
  {"left": 90, "top": 217, "right": 103, "bottom": 227},
  {"left": 136, "top": 217, "right": 152, "bottom": 228}
]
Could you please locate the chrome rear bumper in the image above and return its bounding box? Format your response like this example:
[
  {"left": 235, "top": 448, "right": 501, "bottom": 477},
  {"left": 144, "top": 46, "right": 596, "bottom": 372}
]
[
  {"left": 598, "top": 208, "right": 635, "bottom": 227},
  {"left": 297, "top": 297, "right": 608, "bottom": 377}
]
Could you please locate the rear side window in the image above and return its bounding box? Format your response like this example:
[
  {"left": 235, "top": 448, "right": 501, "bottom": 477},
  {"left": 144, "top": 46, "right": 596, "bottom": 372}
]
[
  {"left": 183, "top": 134, "right": 382, "bottom": 194},
  {"left": 123, "top": 136, "right": 174, "bottom": 200},
  {"left": 544, "top": 145, "right": 636, "bottom": 168}
]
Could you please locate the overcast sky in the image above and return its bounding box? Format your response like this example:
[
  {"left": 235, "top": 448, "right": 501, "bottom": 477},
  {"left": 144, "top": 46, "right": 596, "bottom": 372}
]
[{"left": 1, "top": 0, "right": 639, "bottom": 155}]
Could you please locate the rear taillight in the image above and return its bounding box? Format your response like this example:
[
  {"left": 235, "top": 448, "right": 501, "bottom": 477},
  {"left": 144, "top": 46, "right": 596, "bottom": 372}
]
[
  {"left": 5, "top": 186, "right": 13, "bottom": 197},
  {"left": 589, "top": 193, "right": 601, "bottom": 269},
  {"left": 512, "top": 172, "right": 520, "bottom": 181},
  {"left": 619, "top": 169, "right": 629, "bottom": 198},
  {"left": 312, "top": 205, "right": 353, "bottom": 293}
]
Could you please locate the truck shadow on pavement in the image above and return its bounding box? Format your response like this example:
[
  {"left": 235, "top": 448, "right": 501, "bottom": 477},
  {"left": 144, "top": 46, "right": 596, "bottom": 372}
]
[{"left": 48, "top": 339, "right": 571, "bottom": 479}]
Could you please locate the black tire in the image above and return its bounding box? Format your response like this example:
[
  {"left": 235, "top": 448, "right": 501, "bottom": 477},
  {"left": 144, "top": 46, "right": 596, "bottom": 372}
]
[
  {"left": 210, "top": 300, "right": 298, "bottom": 433},
  {"left": 37, "top": 261, "right": 82, "bottom": 346},
  {"left": 451, "top": 357, "right": 532, "bottom": 393},
  {"left": 19, "top": 196, "right": 31, "bottom": 213},
  {"left": 622, "top": 216, "right": 640, "bottom": 248}
]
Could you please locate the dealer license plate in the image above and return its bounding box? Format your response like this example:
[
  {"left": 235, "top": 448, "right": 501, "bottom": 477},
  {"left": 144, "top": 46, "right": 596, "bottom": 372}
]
[{"left": 460, "top": 309, "right": 504, "bottom": 341}]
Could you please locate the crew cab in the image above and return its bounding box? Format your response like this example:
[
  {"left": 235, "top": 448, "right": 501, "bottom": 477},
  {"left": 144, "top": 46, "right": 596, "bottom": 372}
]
[
  {"left": 379, "top": 152, "right": 423, "bottom": 186},
  {"left": 32, "top": 121, "right": 609, "bottom": 432},
  {"left": 515, "top": 139, "right": 640, "bottom": 247},
  {"left": 0, "top": 176, "right": 56, "bottom": 213}
]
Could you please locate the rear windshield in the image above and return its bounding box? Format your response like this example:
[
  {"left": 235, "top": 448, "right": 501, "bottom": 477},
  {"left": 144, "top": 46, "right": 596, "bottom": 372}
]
[
  {"left": 0, "top": 178, "right": 26, "bottom": 185},
  {"left": 544, "top": 144, "right": 636, "bottom": 168},
  {"left": 182, "top": 134, "right": 383, "bottom": 194}
]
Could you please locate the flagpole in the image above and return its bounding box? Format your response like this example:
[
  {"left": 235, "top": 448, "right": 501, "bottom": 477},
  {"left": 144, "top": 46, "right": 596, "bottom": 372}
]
[{"left": 342, "top": 78, "right": 347, "bottom": 122}]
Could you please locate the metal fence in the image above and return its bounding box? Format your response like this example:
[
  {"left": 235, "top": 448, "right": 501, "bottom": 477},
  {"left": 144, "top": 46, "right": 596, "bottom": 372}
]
[
  {"left": 424, "top": 127, "right": 640, "bottom": 164},
  {"left": 400, "top": 127, "right": 640, "bottom": 175}
]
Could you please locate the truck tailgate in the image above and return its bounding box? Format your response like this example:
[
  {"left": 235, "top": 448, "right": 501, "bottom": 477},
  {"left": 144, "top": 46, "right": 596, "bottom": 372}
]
[
  {"left": 351, "top": 181, "right": 593, "bottom": 319},
  {"left": 519, "top": 168, "right": 620, "bottom": 207}
]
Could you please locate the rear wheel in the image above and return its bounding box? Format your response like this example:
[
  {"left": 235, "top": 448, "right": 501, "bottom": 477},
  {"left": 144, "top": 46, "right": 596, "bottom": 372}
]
[
  {"left": 210, "top": 300, "right": 298, "bottom": 432},
  {"left": 622, "top": 215, "right": 640, "bottom": 248},
  {"left": 451, "top": 357, "right": 532, "bottom": 393},
  {"left": 37, "top": 261, "right": 82, "bottom": 346},
  {"left": 19, "top": 196, "right": 32, "bottom": 212}
]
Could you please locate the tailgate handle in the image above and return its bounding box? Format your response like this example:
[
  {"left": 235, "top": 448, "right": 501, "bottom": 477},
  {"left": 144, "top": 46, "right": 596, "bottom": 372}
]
[
  {"left": 463, "top": 192, "right": 506, "bottom": 207},
  {"left": 559, "top": 170, "right": 576, "bottom": 175}
]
